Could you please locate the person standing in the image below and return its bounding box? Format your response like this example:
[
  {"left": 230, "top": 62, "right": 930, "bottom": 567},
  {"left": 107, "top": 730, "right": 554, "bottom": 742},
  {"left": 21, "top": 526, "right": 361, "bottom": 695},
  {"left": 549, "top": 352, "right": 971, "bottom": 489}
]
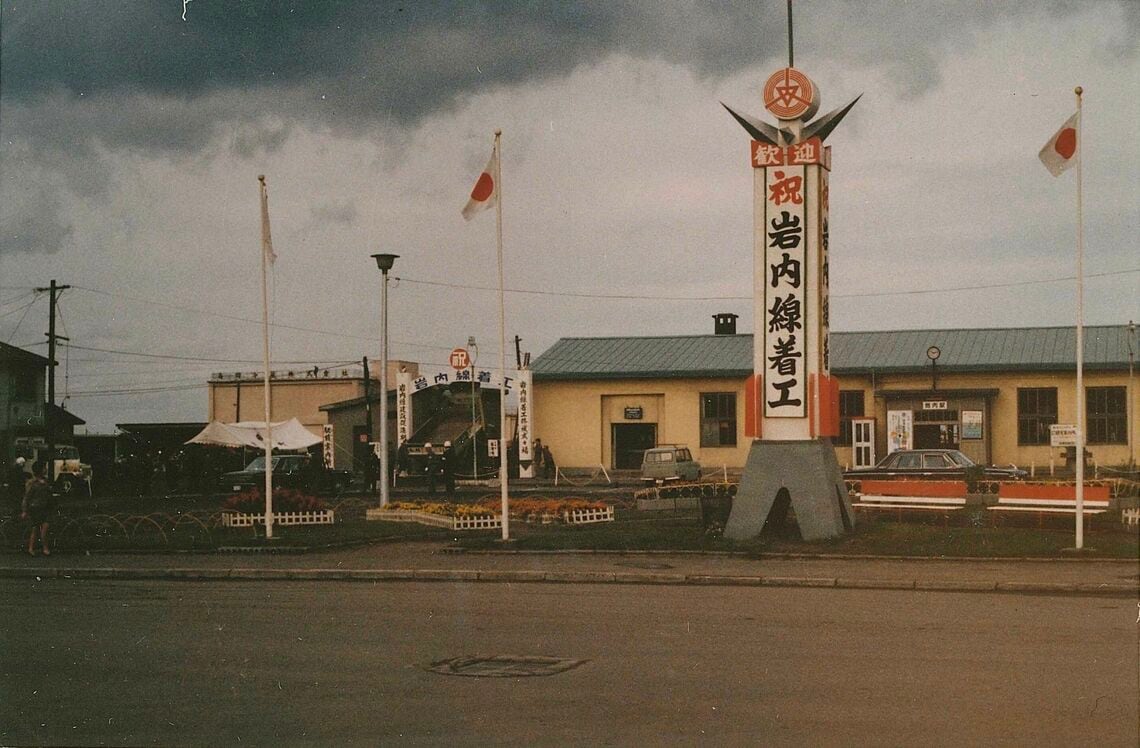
[
  {"left": 543, "top": 445, "right": 556, "bottom": 480},
  {"left": 425, "top": 444, "right": 439, "bottom": 495},
  {"left": 533, "top": 439, "right": 545, "bottom": 477},
  {"left": 21, "top": 460, "right": 55, "bottom": 556},
  {"left": 441, "top": 441, "right": 456, "bottom": 495}
]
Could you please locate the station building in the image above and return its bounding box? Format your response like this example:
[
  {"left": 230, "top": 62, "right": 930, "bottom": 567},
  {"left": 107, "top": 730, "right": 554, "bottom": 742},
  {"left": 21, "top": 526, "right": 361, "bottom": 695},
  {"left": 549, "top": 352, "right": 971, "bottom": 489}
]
[{"left": 530, "top": 318, "right": 1136, "bottom": 474}]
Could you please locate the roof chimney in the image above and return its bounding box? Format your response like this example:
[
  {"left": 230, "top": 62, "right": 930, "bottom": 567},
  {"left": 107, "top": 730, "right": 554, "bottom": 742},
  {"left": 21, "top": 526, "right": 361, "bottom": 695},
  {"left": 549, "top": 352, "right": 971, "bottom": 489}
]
[{"left": 713, "top": 313, "right": 738, "bottom": 335}]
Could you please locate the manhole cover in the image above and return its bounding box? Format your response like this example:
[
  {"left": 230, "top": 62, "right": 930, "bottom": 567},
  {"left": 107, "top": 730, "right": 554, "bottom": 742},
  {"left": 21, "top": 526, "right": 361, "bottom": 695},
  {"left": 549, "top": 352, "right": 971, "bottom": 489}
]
[
  {"left": 426, "top": 655, "right": 587, "bottom": 678},
  {"left": 614, "top": 561, "right": 675, "bottom": 570}
]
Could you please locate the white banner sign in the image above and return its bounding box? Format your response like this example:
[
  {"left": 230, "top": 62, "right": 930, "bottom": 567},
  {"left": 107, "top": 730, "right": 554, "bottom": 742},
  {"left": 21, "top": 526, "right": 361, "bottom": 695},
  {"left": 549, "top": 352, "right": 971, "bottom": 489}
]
[
  {"left": 516, "top": 369, "right": 534, "bottom": 476},
  {"left": 410, "top": 367, "right": 513, "bottom": 393},
  {"left": 396, "top": 370, "right": 414, "bottom": 446},
  {"left": 763, "top": 165, "right": 807, "bottom": 417}
]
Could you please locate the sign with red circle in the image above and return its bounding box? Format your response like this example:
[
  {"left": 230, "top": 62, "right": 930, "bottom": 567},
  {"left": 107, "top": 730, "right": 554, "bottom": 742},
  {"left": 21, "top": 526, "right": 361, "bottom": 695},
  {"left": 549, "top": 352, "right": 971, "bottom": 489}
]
[
  {"left": 763, "top": 67, "right": 820, "bottom": 122},
  {"left": 449, "top": 348, "right": 471, "bottom": 370}
]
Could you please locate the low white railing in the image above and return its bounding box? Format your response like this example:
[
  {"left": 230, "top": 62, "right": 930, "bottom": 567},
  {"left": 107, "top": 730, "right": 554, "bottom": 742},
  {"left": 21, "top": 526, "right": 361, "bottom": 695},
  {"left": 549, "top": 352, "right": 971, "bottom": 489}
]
[
  {"left": 222, "top": 510, "right": 335, "bottom": 528},
  {"left": 564, "top": 506, "right": 615, "bottom": 525},
  {"left": 366, "top": 508, "right": 501, "bottom": 531}
]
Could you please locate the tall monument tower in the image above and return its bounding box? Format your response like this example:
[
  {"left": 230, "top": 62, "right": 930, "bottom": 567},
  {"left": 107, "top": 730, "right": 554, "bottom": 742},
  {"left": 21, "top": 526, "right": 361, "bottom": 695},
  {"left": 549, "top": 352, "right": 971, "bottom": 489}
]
[{"left": 721, "top": 6, "right": 860, "bottom": 541}]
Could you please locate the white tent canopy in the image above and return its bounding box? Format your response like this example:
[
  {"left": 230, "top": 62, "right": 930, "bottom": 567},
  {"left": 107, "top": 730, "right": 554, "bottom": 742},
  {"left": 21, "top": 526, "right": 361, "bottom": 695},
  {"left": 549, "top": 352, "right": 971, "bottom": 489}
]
[{"left": 186, "top": 419, "right": 322, "bottom": 451}]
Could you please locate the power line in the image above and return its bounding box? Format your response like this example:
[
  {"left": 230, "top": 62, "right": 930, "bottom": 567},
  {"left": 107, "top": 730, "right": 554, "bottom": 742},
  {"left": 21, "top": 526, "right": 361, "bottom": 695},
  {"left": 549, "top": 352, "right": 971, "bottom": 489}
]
[
  {"left": 68, "top": 284, "right": 455, "bottom": 353},
  {"left": 60, "top": 341, "right": 360, "bottom": 366},
  {"left": 394, "top": 268, "right": 1139, "bottom": 301}
]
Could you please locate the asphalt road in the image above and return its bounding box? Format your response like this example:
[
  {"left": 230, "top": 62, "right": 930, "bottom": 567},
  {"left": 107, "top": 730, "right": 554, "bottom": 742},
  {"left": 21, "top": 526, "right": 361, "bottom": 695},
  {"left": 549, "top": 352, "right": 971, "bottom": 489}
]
[{"left": 2, "top": 580, "right": 1136, "bottom": 747}]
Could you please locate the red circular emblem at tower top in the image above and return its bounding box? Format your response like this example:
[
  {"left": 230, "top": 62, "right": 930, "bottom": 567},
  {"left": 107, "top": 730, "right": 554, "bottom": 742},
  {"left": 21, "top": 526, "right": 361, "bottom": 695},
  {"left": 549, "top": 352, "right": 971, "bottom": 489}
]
[{"left": 763, "top": 67, "right": 819, "bottom": 122}]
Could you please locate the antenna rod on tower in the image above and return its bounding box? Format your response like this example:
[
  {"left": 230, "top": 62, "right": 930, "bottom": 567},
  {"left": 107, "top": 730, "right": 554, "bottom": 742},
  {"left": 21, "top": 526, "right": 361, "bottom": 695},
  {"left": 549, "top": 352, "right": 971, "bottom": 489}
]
[{"left": 787, "top": 0, "right": 794, "bottom": 67}]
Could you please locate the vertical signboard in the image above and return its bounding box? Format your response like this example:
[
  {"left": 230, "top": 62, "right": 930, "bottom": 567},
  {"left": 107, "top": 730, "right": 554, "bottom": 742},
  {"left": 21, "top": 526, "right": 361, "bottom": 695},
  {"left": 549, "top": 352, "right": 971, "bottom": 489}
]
[
  {"left": 322, "top": 424, "right": 335, "bottom": 468},
  {"left": 516, "top": 369, "right": 534, "bottom": 478},
  {"left": 396, "top": 370, "right": 414, "bottom": 446},
  {"left": 818, "top": 165, "right": 830, "bottom": 376},
  {"left": 763, "top": 164, "right": 808, "bottom": 417}
]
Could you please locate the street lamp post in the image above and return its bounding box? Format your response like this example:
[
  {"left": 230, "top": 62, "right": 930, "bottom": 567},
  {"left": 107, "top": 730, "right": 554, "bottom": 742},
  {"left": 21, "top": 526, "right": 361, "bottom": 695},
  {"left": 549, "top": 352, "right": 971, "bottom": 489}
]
[
  {"left": 372, "top": 253, "right": 399, "bottom": 507},
  {"left": 468, "top": 336, "right": 479, "bottom": 479}
]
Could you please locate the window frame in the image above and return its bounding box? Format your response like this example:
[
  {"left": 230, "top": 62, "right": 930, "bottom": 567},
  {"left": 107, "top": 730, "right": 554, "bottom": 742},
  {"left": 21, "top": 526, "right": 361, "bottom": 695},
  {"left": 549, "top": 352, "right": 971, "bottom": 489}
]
[
  {"left": 837, "top": 390, "right": 865, "bottom": 447},
  {"left": 699, "top": 392, "right": 738, "bottom": 448},
  {"left": 1017, "top": 387, "right": 1058, "bottom": 446},
  {"left": 1086, "top": 386, "right": 1127, "bottom": 445}
]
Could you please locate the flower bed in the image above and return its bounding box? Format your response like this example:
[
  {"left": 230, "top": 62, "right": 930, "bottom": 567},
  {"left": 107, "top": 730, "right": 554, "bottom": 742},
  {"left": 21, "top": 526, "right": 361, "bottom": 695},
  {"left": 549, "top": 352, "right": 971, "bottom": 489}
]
[
  {"left": 366, "top": 506, "right": 501, "bottom": 531},
  {"left": 223, "top": 488, "right": 330, "bottom": 514},
  {"left": 367, "top": 498, "right": 613, "bottom": 529}
]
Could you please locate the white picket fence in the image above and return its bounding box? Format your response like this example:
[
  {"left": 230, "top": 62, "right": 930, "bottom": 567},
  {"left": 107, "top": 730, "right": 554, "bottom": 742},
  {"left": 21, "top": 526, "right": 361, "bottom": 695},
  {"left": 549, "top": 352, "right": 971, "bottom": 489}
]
[
  {"left": 366, "top": 508, "right": 502, "bottom": 531},
  {"left": 222, "top": 510, "right": 335, "bottom": 528},
  {"left": 564, "top": 506, "right": 615, "bottom": 524}
]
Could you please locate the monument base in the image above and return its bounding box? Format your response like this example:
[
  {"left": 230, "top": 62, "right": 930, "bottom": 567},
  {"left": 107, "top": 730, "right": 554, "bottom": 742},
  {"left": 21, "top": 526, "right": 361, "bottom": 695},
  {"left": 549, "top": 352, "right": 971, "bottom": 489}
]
[{"left": 723, "top": 439, "right": 854, "bottom": 541}]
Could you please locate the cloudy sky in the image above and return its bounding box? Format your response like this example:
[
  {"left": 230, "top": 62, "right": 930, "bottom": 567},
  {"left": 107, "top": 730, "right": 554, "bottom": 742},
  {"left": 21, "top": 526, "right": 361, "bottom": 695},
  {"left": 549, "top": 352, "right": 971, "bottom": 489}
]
[{"left": 1, "top": 0, "right": 1137, "bottom": 433}]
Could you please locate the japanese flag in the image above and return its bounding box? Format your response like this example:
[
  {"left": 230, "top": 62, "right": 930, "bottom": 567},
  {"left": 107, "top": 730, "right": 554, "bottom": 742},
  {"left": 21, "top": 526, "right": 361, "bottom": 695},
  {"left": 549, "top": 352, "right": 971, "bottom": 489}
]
[
  {"left": 1038, "top": 112, "right": 1079, "bottom": 177},
  {"left": 462, "top": 142, "right": 499, "bottom": 221}
]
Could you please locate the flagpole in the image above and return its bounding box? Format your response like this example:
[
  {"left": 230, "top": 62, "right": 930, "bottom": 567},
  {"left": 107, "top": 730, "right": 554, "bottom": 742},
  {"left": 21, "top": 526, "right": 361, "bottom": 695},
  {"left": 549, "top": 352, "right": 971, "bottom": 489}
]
[
  {"left": 494, "top": 129, "right": 511, "bottom": 542},
  {"left": 1073, "top": 87, "right": 1084, "bottom": 550},
  {"left": 258, "top": 175, "right": 275, "bottom": 540}
]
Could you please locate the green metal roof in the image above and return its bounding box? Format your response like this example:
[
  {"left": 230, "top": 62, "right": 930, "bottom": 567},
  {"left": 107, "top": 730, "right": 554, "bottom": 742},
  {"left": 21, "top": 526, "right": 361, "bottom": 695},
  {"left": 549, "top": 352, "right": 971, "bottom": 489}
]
[{"left": 531, "top": 325, "right": 1134, "bottom": 380}]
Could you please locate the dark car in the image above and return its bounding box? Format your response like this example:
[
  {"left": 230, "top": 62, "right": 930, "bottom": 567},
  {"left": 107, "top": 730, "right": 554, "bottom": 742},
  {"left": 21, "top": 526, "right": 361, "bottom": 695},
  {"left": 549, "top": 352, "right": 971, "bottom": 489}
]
[
  {"left": 843, "top": 449, "right": 1027, "bottom": 481},
  {"left": 221, "top": 454, "right": 351, "bottom": 494}
]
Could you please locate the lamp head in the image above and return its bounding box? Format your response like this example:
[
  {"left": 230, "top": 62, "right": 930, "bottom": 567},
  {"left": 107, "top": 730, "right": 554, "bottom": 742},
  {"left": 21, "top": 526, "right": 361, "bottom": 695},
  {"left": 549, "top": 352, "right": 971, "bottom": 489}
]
[{"left": 372, "top": 253, "right": 399, "bottom": 273}]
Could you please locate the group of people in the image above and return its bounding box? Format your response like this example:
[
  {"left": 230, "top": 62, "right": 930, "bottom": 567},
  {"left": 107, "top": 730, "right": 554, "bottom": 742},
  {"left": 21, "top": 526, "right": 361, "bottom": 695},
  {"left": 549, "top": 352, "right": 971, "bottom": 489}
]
[
  {"left": 5, "top": 457, "right": 55, "bottom": 556},
  {"left": 424, "top": 442, "right": 456, "bottom": 495},
  {"left": 532, "top": 439, "right": 557, "bottom": 479}
]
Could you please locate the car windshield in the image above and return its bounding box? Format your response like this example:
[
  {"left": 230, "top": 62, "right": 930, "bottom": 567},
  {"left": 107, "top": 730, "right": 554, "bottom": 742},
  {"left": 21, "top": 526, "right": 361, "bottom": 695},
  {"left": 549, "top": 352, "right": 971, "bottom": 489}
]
[
  {"left": 946, "top": 451, "right": 975, "bottom": 467},
  {"left": 242, "top": 456, "right": 291, "bottom": 471}
]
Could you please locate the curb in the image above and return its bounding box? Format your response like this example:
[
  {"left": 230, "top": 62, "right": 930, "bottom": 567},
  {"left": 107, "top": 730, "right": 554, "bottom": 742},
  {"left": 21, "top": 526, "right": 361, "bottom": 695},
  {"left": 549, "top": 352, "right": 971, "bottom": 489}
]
[{"left": 1, "top": 566, "right": 1134, "bottom": 597}]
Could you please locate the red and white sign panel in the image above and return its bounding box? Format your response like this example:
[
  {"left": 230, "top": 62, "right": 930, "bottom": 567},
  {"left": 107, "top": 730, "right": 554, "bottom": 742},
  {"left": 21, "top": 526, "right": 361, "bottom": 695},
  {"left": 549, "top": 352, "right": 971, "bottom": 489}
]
[
  {"left": 449, "top": 348, "right": 471, "bottom": 370},
  {"left": 762, "top": 165, "right": 807, "bottom": 417},
  {"left": 751, "top": 138, "right": 828, "bottom": 169}
]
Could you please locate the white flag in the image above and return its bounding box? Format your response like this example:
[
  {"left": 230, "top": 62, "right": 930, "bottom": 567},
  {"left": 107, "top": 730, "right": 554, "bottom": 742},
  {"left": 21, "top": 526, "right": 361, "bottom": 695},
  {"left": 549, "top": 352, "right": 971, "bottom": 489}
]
[
  {"left": 259, "top": 175, "right": 277, "bottom": 264},
  {"left": 1038, "top": 112, "right": 1079, "bottom": 177},
  {"left": 462, "top": 143, "right": 499, "bottom": 221}
]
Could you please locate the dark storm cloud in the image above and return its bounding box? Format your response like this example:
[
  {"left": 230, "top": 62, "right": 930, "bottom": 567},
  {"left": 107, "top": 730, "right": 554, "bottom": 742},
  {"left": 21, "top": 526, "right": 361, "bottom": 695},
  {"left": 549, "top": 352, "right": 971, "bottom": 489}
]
[{"left": 7, "top": 1, "right": 1132, "bottom": 150}]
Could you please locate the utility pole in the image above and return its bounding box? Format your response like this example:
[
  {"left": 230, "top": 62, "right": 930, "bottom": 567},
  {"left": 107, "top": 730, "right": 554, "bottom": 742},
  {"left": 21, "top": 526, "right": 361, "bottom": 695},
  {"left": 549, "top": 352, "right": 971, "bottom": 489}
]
[
  {"left": 514, "top": 335, "right": 522, "bottom": 370},
  {"left": 35, "top": 280, "right": 70, "bottom": 480},
  {"left": 362, "top": 356, "right": 373, "bottom": 473}
]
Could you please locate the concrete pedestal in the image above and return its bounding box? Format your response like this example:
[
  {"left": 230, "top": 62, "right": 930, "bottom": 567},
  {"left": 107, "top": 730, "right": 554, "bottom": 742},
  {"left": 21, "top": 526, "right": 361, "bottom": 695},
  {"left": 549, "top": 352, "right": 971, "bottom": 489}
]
[{"left": 723, "top": 439, "right": 854, "bottom": 541}]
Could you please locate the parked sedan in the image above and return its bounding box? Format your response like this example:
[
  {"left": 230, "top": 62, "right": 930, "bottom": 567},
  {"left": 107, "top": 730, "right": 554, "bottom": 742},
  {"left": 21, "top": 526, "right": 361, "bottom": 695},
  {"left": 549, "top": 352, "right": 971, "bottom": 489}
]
[
  {"left": 221, "top": 454, "right": 352, "bottom": 494},
  {"left": 843, "top": 449, "right": 1027, "bottom": 481}
]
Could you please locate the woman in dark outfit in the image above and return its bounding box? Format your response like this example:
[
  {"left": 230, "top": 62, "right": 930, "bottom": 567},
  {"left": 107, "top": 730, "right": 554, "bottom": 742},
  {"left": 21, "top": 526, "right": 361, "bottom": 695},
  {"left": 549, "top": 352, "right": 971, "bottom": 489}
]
[{"left": 21, "top": 461, "right": 55, "bottom": 556}]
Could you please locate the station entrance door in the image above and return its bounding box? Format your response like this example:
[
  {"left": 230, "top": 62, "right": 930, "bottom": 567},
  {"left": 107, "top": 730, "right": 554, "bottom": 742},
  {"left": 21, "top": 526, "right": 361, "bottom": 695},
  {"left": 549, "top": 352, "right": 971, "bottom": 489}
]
[{"left": 612, "top": 423, "right": 656, "bottom": 469}]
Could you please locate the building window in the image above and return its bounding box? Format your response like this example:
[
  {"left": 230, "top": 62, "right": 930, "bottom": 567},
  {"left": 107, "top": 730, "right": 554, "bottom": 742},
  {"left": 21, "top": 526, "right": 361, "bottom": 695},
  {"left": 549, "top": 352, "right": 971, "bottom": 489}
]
[
  {"left": 1017, "top": 388, "right": 1057, "bottom": 445},
  {"left": 837, "top": 390, "right": 864, "bottom": 446},
  {"left": 700, "top": 393, "right": 737, "bottom": 447},
  {"left": 1086, "top": 387, "right": 1126, "bottom": 445}
]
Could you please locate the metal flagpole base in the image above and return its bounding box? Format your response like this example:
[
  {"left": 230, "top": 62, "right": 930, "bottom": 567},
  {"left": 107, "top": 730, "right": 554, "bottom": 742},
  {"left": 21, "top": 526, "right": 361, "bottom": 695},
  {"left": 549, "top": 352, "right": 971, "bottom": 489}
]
[{"left": 723, "top": 439, "right": 854, "bottom": 541}]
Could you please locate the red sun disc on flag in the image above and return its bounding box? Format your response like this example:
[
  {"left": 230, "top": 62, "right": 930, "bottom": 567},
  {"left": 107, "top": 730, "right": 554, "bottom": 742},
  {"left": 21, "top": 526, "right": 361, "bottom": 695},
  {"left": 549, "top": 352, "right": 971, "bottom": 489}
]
[
  {"left": 471, "top": 172, "right": 494, "bottom": 201},
  {"left": 1054, "top": 128, "right": 1077, "bottom": 159}
]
